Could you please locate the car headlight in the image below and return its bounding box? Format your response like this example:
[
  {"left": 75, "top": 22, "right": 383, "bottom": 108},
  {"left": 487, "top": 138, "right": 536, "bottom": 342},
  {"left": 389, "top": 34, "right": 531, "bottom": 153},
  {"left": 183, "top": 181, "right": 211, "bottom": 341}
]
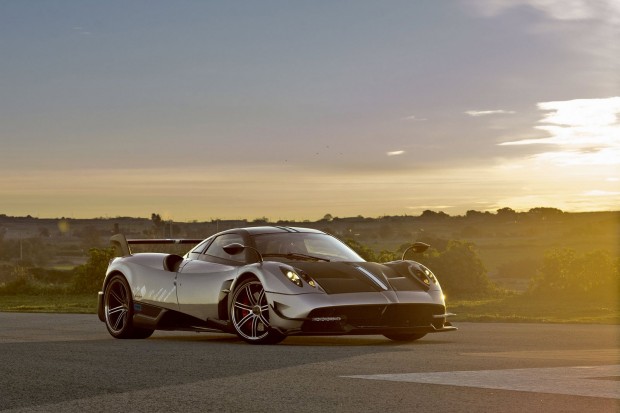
[
  {"left": 279, "top": 267, "right": 317, "bottom": 288},
  {"left": 409, "top": 264, "right": 437, "bottom": 286},
  {"left": 280, "top": 267, "right": 302, "bottom": 287},
  {"left": 299, "top": 272, "right": 317, "bottom": 288}
]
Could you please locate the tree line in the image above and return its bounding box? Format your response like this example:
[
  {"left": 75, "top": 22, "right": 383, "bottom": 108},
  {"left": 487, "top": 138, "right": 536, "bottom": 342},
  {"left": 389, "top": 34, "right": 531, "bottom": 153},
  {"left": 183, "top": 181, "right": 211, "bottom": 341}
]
[{"left": 1, "top": 238, "right": 616, "bottom": 304}]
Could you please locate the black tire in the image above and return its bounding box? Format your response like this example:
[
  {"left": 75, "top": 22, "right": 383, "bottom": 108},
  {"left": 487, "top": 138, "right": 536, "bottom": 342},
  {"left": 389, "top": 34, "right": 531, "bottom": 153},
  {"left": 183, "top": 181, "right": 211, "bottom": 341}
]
[
  {"left": 383, "top": 332, "right": 426, "bottom": 342},
  {"left": 104, "top": 274, "right": 154, "bottom": 339},
  {"left": 230, "top": 278, "right": 285, "bottom": 345}
]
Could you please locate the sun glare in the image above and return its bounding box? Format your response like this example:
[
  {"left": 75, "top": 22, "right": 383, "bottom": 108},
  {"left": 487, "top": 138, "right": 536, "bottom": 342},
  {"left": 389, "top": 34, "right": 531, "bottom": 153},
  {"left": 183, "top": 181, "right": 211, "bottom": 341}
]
[
  {"left": 501, "top": 98, "right": 620, "bottom": 162},
  {"left": 493, "top": 97, "right": 620, "bottom": 211}
]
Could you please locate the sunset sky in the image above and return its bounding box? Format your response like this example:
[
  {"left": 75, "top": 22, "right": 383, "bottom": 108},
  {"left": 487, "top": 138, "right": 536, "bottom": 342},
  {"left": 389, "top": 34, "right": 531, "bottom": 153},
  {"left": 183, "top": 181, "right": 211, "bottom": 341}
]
[{"left": 1, "top": 0, "right": 619, "bottom": 221}]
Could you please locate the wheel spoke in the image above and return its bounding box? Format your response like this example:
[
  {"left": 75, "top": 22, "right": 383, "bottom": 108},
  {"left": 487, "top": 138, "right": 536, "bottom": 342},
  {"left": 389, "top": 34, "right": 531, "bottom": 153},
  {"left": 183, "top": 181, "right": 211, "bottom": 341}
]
[
  {"left": 118, "top": 285, "right": 127, "bottom": 303},
  {"left": 234, "top": 302, "right": 253, "bottom": 311},
  {"left": 251, "top": 316, "right": 260, "bottom": 337},
  {"left": 110, "top": 289, "right": 124, "bottom": 305},
  {"left": 256, "top": 290, "right": 265, "bottom": 305},
  {"left": 112, "top": 309, "right": 127, "bottom": 330},
  {"left": 108, "top": 305, "right": 126, "bottom": 315},
  {"left": 236, "top": 312, "right": 254, "bottom": 330},
  {"left": 245, "top": 285, "right": 257, "bottom": 306}
]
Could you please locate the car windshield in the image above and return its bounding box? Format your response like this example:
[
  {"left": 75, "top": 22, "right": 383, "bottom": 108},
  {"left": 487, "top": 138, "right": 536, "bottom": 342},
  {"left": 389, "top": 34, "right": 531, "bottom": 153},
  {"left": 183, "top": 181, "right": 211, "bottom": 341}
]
[{"left": 253, "top": 233, "right": 364, "bottom": 262}]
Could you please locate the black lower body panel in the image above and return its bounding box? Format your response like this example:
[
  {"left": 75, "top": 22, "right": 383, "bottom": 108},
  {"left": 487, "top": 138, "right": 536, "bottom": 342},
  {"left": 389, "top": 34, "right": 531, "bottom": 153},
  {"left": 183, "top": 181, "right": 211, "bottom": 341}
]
[
  {"left": 132, "top": 302, "right": 232, "bottom": 333},
  {"left": 299, "top": 303, "right": 453, "bottom": 335}
]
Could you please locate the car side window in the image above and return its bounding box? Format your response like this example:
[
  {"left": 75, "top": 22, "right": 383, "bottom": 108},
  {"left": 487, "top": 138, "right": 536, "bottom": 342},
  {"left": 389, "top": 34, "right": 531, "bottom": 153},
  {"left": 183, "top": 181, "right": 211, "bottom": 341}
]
[
  {"left": 203, "top": 234, "right": 246, "bottom": 263},
  {"left": 190, "top": 238, "right": 211, "bottom": 255}
]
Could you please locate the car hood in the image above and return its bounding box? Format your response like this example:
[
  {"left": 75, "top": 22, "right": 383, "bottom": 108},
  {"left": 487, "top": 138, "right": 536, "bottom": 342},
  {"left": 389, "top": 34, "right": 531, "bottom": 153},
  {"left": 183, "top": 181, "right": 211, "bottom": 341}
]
[{"left": 289, "top": 261, "right": 424, "bottom": 294}]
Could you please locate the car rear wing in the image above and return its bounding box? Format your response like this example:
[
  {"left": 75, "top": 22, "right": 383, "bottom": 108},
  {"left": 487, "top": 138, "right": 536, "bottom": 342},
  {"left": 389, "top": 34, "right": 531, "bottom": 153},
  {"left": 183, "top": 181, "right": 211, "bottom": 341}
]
[{"left": 110, "top": 234, "right": 204, "bottom": 256}]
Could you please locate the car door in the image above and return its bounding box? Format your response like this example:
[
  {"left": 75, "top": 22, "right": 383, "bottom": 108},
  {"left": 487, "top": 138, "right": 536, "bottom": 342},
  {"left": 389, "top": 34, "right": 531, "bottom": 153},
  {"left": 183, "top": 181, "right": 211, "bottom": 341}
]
[{"left": 176, "top": 233, "right": 247, "bottom": 321}]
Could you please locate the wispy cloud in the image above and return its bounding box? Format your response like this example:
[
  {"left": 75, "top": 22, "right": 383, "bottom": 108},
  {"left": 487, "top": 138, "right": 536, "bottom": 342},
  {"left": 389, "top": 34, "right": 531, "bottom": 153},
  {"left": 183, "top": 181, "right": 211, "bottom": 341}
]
[
  {"left": 499, "top": 97, "right": 620, "bottom": 166},
  {"left": 402, "top": 115, "right": 427, "bottom": 121},
  {"left": 407, "top": 205, "right": 453, "bottom": 210},
  {"left": 582, "top": 190, "right": 620, "bottom": 197},
  {"left": 482, "top": 96, "right": 620, "bottom": 212},
  {"left": 469, "top": 0, "right": 620, "bottom": 23},
  {"left": 387, "top": 150, "right": 405, "bottom": 156},
  {"left": 465, "top": 110, "right": 516, "bottom": 117}
]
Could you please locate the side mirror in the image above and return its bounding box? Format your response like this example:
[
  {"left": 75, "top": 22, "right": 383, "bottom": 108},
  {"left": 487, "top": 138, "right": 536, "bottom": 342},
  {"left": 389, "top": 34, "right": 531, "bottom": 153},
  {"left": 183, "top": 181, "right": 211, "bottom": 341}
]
[
  {"left": 223, "top": 243, "right": 246, "bottom": 256},
  {"left": 401, "top": 242, "right": 430, "bottom": 260},
  {"left": 223, "top": 243, "right": 263, "bottom": 263}
]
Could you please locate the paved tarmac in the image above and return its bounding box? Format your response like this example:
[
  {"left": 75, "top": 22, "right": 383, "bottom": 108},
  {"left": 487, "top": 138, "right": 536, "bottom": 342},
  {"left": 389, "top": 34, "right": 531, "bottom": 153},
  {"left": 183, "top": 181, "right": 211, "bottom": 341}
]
[{"left": 0, "top": 313, "right": 618, "bottom": 412}]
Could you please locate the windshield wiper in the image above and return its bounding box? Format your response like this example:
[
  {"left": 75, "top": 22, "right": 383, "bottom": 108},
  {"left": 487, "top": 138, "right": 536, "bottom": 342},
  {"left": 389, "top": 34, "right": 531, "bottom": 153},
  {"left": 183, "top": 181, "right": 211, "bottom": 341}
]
[{"left": 262, "top": 253, "right": 330, "bottom": 262}]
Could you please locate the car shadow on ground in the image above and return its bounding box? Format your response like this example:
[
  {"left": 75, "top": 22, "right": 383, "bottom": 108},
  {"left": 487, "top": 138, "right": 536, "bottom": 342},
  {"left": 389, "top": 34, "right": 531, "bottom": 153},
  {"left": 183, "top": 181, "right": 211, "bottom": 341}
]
[{"left": 148, "top": 331, "right": 456, "bottom": 346}]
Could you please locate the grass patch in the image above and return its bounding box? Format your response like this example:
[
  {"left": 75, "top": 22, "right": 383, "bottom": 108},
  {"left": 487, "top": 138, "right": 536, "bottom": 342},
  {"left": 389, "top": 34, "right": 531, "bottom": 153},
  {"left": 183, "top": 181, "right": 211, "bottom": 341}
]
[
  {"left": 449, "top": 294, "right": 619, "bottom": 324},
  {"left": 0, "top": 294, "right": 97, "bottom": 314}
]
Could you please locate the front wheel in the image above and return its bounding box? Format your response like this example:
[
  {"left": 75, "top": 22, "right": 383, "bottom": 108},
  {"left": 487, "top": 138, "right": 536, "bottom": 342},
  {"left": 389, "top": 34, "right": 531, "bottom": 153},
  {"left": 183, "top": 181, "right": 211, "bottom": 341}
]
[
  {"left": 230, "top": 278, "right": 285, "bottom": 345},
  {"left": 104, "top": 274, "right": 153, "bottom": 339},
  {"left": 383, "top": 332, "right": 426, "bottom": 342}
]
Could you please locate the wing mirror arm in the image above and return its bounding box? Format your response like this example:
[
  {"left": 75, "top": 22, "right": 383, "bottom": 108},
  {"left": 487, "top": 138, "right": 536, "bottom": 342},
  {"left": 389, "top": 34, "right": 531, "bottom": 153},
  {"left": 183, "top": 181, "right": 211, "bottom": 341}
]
[
  {"left": 401, "top": 242, "right": 430, "bottom": 260},
  {"left": 222, "top": 243, "right": 263, "bottom": 263}
]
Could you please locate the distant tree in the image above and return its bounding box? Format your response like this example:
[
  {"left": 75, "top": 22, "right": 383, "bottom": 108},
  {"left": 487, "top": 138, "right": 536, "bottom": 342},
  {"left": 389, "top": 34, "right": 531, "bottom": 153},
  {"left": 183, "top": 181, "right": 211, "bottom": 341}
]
[
  {"left": 322, "top": 213, "right": 334, "bottom": 222},
  {"left": 416, "top": 240, "right": 493, "bottom": 298},
  {"left": 528, "top": 248, "right": 617, "bottom": 299},
  {"left": 496, "top": 207, "right": 517, "bottom": 221},
  {"left": 321, "top": 226, "right": 335, "bottom": 236},
  {"left": 151, "top": 213, "right": 165, "bottom": 236},
  {"left": 71, "top": 247, "right": 116, "bottom": 293},
  {"left": 420, "top": 210, "right": 449, "bottom": 219},
  {"left": 527, "top": 207, "right": 564, "bottom": 220},
  {"left": 377, "top": 249, "right": 397, "bottom": 262},
  {"left": 344, "top": 238, "right": 376, "bottom": 261},
  {"left": 415, "top": 235, "right": 450, "bottom": 252},
  {"left": 252, "top": 217, "right": 270, "bottom": 224},
  {"left": 465, "top": 210, "right": 490, "bottom": 219}
]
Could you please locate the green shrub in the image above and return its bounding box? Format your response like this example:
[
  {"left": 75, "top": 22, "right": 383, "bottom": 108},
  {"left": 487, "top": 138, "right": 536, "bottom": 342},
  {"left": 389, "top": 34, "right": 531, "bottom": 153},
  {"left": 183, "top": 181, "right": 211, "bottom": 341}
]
[
  {"left": 528, "top": 248, "right": 618, "bottom": 300},
  {"left": 70, "top": 247, "right": 116, "bottom": 294},
  {"left": 0, "top": 266, "right": 66, "bottom": 295},
  {"left": 416, "top": 240, "right": 495, "bottom": 298},
  {"left": 344, "top": 238, "right": 377, "bottom": 261}
]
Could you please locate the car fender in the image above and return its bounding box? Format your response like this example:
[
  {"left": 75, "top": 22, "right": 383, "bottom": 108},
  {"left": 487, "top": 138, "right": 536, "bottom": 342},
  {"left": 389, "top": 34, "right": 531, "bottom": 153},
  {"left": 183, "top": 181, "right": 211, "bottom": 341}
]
[{"left": 104, "top": 253, "right": 180, "bottom": 310}]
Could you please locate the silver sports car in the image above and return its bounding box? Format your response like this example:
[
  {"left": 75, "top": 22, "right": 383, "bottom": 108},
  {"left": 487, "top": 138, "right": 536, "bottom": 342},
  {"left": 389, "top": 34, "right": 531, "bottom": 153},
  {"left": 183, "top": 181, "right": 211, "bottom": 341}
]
[{"left": 98, "top": 226, "right": 456, "bottom": 344}]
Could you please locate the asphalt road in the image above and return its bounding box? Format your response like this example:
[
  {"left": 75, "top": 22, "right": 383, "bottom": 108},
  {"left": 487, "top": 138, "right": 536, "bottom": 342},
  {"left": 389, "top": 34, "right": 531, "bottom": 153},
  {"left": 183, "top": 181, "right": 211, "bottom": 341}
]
[{"left": 0, "top": 313, "right": 618, "bottom": 413}]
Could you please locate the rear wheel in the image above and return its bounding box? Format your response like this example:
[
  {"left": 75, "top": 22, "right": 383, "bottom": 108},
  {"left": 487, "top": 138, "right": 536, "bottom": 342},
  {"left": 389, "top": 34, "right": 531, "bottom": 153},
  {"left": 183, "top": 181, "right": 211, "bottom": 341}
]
[
  {"left": 230, "top": 278, "right": 285, "bottom": 345},
  {"left": 104, "top": 274, "right": 153, "bottom": 339},
  {"left": 383, "top": 332, "right": 426, "bottom": 342}
]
